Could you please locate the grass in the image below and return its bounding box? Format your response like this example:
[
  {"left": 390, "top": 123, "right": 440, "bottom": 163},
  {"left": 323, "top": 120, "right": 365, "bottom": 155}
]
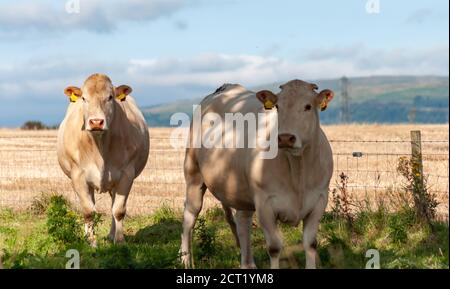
[{"left": 0, "top": 200, "right": 448, "bottom": 269}]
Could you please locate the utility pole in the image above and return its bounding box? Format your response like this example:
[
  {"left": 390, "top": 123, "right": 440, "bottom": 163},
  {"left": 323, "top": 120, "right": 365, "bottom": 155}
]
[{"left": 340, "top": 76, "right": 350, "bottom": 123}]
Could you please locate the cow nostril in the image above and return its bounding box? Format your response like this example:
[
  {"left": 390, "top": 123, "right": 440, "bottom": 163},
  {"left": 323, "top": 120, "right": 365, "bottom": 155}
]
[
  {"left": 278, "top": 134, "right": 296, "bottom": 148},
  {"left": 89, "top": 119, "right": 105, "bottom": 128}
]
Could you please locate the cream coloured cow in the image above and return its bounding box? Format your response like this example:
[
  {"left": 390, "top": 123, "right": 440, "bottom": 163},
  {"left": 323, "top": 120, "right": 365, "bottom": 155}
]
[
  {"left": 180, "top": 79, "right": 334, "bottom": 269},
  {"left": 57, "top": 73, "right": 149, "bottom": 245}
]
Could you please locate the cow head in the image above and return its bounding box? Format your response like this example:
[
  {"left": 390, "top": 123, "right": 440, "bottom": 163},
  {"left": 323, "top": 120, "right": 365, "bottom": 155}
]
[
  {"left": 64, "top": 74, "right": 132, "bottom": 133},
  {"left": 256, "top": 79, "right": 333, "bottom": 154}
]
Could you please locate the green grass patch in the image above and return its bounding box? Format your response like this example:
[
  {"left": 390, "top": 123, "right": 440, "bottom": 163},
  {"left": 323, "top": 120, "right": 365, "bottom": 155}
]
[{"left": 0, "top": 204, "right": 448, "bottom": 269}]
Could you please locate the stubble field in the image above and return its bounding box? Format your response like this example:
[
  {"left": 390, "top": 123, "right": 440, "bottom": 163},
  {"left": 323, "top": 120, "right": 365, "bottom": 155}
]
[{"left": 0, "top": 124, "right": 448, "bottom": 217}]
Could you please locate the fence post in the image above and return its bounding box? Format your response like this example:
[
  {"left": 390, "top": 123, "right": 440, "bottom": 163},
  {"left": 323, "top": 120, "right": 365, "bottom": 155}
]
[
  {"left": 410, "top": 130, "right": 430, "bottom": 222},
  {"left": 410, "top": 130, "right": 424, "bottom": 189}
]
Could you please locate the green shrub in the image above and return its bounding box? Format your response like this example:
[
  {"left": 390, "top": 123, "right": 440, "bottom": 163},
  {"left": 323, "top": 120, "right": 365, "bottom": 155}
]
[
  {"left": 397, "top": 156, "right": 439, "bottom": 227},
  {"left": 353, "top": 211, "right": 372, "bottom": 236},
  {"left": 45, "top": 195, "right": 84, "bottom": 244},
  {"left": 21, "top": 120, "right": 49, "bottom": 130},
  {"left": 30, "top": 192, "right": 58, "bottom": 215},
  {"left": 388, "top": 209, "right": 415, "bottom": 244},
  {"left": 204, "top": 207, "right": 225, "bottom": 221},
  {"left": 195, "top": 217, "right": 217, "bottom": 261},
  {"left": 151, "top": 203, "right": 178, "bottom": 224}
]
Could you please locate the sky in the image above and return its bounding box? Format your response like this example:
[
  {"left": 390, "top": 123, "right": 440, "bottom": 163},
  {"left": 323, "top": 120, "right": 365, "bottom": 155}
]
[{"left": 0, "top": 0, "right": 448, "bottom": 126}]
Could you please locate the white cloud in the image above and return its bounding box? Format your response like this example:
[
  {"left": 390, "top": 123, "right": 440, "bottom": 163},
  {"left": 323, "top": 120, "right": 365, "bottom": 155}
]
[
  {"left": 303, "top": 45, "right": 449, "bottom": 77},
  {"left": 0, "top": 46, "right": 447, "bottom": 126},
  {"left": 127, "top": 54, "right": 284, "bottom": 86},
  {"left": 0, "top": 45, "right": 448, "bottom": 101},
  {"left": 0, "top": 0, "right": 193, "bottom": 34},
  {"left": 305, "top": 44, "right": 365, "bottom": 61},
  {"left": 127, "top": 46, "right": 449, "bottom": 86}
]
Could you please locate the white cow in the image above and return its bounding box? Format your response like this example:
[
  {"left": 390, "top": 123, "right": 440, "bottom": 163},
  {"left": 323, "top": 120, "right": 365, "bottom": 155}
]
[
  {"left": 180, "top": 79, "right": 334, "bottom": 268},
  {"left": 57, "top": 73, "right": 149, "bottom": 245}
]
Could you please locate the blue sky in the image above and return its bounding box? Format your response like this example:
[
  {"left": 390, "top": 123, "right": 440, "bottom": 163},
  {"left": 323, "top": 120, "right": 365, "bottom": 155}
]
[{"left": 0, "top": 0, "right": 448, "bottom": 126}]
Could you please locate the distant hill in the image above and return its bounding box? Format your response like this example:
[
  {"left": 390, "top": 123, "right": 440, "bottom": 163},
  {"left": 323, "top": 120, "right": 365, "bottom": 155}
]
[{"left": 142, "top": 75, "right": 449, "bottom": 126}]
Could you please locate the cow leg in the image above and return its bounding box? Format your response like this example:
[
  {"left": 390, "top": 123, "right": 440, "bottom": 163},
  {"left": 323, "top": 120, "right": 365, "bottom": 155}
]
[
  {"left": 222, "top": 204, "right": 240, "bottom": 247},
  {"left": 302, "top": 194, "right": 327, "bottom": 269},
  {"left": 108, "top": 191, "right": 116, "bottom": 241},
  {"left": 256, "top": 202, "right": 283, "bottom": 269},
  {"left": 111, "top": 175, "right": 133, "bottom": 244},
  {"left": 235, "top": 210, "right": 256, "bottom": 269},
  {"left": 71, "top": 172, "right": 97, "bottom": 247},
  {"left": 180, "top": 177, "right": 206, "bottom": 268}
]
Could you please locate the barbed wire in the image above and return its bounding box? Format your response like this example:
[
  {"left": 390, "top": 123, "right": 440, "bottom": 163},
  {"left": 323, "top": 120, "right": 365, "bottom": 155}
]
[
  {"left": 1, "top": 135, "right": 448, "bottom": 142},
  {"left": 329, "top": 140, "right": 449, "bottom": 143},
  {"left": 0, "top": 136, "right": 448, "bottom": 215}
]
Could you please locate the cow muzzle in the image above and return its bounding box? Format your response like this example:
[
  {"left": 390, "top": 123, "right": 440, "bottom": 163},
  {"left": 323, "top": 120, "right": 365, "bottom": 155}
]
[
  {"left": 278, "top": 133, "right": 304, "bottom": 156},
  {"left": 88, "top": 118, "right": 106, "bottom": 132},
  {"left": 278, "top": 133, "right": 296, "bottom": 149}
]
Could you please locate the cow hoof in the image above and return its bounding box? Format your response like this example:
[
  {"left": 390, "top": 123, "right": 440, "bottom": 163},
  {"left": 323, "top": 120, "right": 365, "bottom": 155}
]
[
  {"left": 114, "top": 236, "right": 126, "bottom": 245},
  {"left": 90, "top": 240, "right": 98, "bottom": 248},
  {"left": 107, "top": 234, "right": 115, "bottom": 242},
  {"left": 180, "top": 252, "right": 191, "bottom": 269}
]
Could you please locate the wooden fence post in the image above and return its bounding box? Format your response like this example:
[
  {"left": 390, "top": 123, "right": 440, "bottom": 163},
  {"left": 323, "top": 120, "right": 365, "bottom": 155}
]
[
  {"left": 410, "top": 130, "right": 429, "bottom": 221},
  {"left": 410, "top": 130, "right": 424, "bottom": 190}
]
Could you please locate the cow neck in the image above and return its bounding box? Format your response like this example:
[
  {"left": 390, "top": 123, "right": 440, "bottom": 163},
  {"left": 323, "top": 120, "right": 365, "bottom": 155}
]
[
  {"left": 304, "top": 127, "right": 321, "bottom": 169},
  {"left": 285, "top": 150, "right": 304, "bottom": 196},
  {"left": 291, "top": 121, "right": 321, "bottom": 193},
  {"left": 90, "top": 131, "right": 110, "bottom": 158}
]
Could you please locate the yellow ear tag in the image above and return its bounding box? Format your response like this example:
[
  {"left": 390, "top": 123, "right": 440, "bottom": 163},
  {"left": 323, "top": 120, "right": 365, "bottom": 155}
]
[
  {"left": 116, "top": 93, "right": 126, "bottom": 101},
  {"left": 70, "top": 93, "right": 79, "bottom": 103},
  {"left": 320, "top": 99, "right": 328, "bottom": 111},
  {"left": 264, "top": 99, "right": 274, "bottom": 110}
]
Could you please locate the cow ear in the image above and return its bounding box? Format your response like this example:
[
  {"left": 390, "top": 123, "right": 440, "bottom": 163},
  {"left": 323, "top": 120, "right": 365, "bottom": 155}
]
[
  {"left": 256, "top": 90, "right": 278, "bottom": 110},
  {"left": 115, "top": 85, "right": 132, "bottom": 102},
  {"left": 315, "top": 89, "right": 334, "bottom": 111},
  {"left": 64, "top": 86, "right": 82, "bottom": 103}
]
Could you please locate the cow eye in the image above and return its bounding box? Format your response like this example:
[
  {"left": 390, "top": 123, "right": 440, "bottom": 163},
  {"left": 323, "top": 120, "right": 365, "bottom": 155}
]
[
  {"left": 82, "top": 97, "right": 86, "bottom": 102},
  {"left": 108, "top": 95, "right": 113, "bottom": 101},
  {"left": 304, "top": 104, "right": 312, "bottom": 111},
  {"left": 275, "top": 104, "right": 279, "bottom": 110}
]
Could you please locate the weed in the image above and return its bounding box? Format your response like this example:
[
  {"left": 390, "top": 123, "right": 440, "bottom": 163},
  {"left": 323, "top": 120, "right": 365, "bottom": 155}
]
[
  {"left": 194, "top": 216, "right": 217, "bottom": 262},
  {"left": 30, "top": 192, "right": 59, "bottom": 215},
  {"left": 331, "top": 172, "right": 354, "bottom": 227},
  {"left": 204, "top": 207, "right": 225, "bottom": 222},
  {"left": 45, "top": 195, "right": 84, "bottom": 245},
  {"left": 151, "top": 203, "right": 178, "bottom": 224},
  {"left": 388, "top": 209, "right": 415, "bottom": 244},
  {"left": 397, "top": 156, "right": 439, "bottom": 228},
  {"left": 0, "top": 202, "right": 448, "bottom": 269}
]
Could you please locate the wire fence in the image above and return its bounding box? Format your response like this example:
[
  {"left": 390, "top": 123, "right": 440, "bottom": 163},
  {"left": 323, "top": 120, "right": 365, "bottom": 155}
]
[{"left": 0, "top": 132, "right": 448, "bottom": 219}]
